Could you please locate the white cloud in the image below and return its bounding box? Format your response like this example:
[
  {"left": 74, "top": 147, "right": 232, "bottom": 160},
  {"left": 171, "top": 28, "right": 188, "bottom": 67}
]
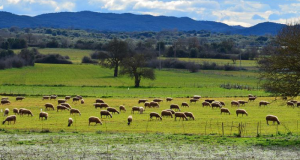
[
  {"left": 7, "top": 0, "right": 21, "bottom": 4},
  {"left": 0, "top": 5, "right": 3, "bottom": 10}
]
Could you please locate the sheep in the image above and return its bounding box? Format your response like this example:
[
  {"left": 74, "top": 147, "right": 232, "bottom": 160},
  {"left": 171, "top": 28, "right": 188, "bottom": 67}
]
[
  {"left": 70, "top": 108, "right": 81, "bottom": 116},
  {"left": 266, "top": 115, "right": 280, "bottom": 125},
  {"left": 170, "top": 104, "right": 181, "bottom": 111},
  {"left": 150, "top": 112, "right": 162, "bottom": 120},
  {"left": 291, "top": 100, "right": 298, "bottom": 104},
  {"left": 2, "top": 115, "right": 16, "bottom": 125},
  {"left": 65, "top": 96, "right": 71, "bottom": 100},
  {"left": 248, "top": 96, "right": 256, "bottom": 102},
  {"left": 1, "top": 97, "right": 8, "bottom": 101},
  {"left": 220, "top": 101, "right": 225, "bottom": 106},
  {"left": 50, "top": 95, "right": 57, "bottom": 100},
  {"left": 231, "top": 101, "right": 240, "bottom": 107},
  {"left": 42, "top": 96, "right": 50, "bottom": 100},
  {"left": 100, "top": 110, "right": 112, "bottom": 118},
  {"left": 72, "top": 97, "right": 80, "bottom": 103},
  {"left": 57, "top": 105, "right": 69, "bottom": 112},
  {"left": 220, "top": 108, "right": 230, "bottom": 115},
  {"left": 174, "top": 112, "right": 188, "bottom": 121},
  {"left": 20, "top": 109, "right": 33, "bottom": 117},
  {"left": 181, "top": 102, "right": 189, "bottom": 107},
  {"left": 166, "top": 97, "right": 173, "bottom": 102},
  {"left": 94, "top": 103, "right": 109, "bottom": 109},
  {"left": 139, "top": 107, "right": 145, "bottom": 114},
  {"left": 248, "top": 94, "right": 254, "bottom": 97},
  {"left": 131, "top": 106, "right": 140, "bottom": 114},
  {"left": 161, "top": 110, "right": 173, "bottom": 118},
  {"left": 68, "top": 118, "right": 73, "bottom": 127},
  {"left": 202, "top": 101, "right": 211, "bottom": 107},
  {"left": 297, "top": 102, "right": 300, "bottom": 107},
  {"left": 144, "top": 102, "right": 150, "bottom": 108},
  {"left": 138, "top": 99, "right": 148, "bottom": 104},
  {"left": 1, "top": 100, "right": 10, "bottom": 105},
  {"left": 95, "top": 99, "right": 105, "bottom": 103},
  {"left": 81, "top": 99, "right": 84, "bottom": 104},
  {"left": 89, "top": 116, "right": 102, "bottom": 125},
  {"left": 119, "top": 105, "right": 126, "bottom": 112},
  {"left": 76, "top": 95, "right": 83, "bottom": 99},
  {"left": 236, "top": 109, "right": 248, "bottom": 117},
  {"left": 259, "top": 101, "right": 270, "bottom": 107},
  {"left": 287, "top": 101, "right": 295, "bottom": 107},
  {"left": 39, "top": 112, "right": 48, "bottom": 120},
  {"left": 211, "top": 102, "right": 222, "bottom": 109},
  {"left": 150, "top": 102, "right": 159, "bottom": 108},
  {"left": 193, "top": 95, "right": 201, "bottom": 99},
  {"left": 107, "top": 107, "right": 120, "bottom": 114},
  {"left": 205, "top": 99, "right": 215, "bottom": 103},
  {"left": 16, "top": 96, "right": 25, "bottom": 101},
  {"left": 184, "top": 112, "right": 195, "bottom": 120},
  {"left": 58, "top": 99, "right": 66, "bottom": 104},
  {"left": 238, "top": 100, "right": 248, "bottom": 106},
  {"left": 61, "top": 103, "right": 72, "bottom": 109},
  {"left": 128, "top": 115, "right": 132, "bottom": 125},
  {"left": 153, "top": 99, "right": 163, "bottom": 103},
  {"left": 4, "top": 108, "right": 9, "bottom": 116},
  {"left": 13, "top": 108, "right": 19, "bottom": 115},
  {"left": 190, "top": 99, "right": 198, "bottom": 103},
  {"left": 18, "top": 108, "right": 25, "bottom": 114},
  {"left": 165, "top": 109, "right": 175, "bottom": 114},
  {"left": 45, "top": 103, "right": 55, "bottom": 110}
]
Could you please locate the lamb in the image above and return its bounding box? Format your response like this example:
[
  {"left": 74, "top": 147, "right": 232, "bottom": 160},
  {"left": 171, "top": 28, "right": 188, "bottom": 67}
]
[
  {"left": 50, "top": 95, "right": 57, "bottom": 100},
  {"left": 65, "top": 96, "right": 71, "bottom": 100},
  {"left": 96, "top": 99, "right": 105, "bottom": 103},
  {"left": 211, "top": 102, "right": 222, "bottom": 109},
  {"left": 259, "top": 101, "right": 270, "bottom": 107},
  {"left": 184, "top": 112, "right": 195, "bottom": 120},
  {"left": 150, "top": 102, "right": 159, "bottom": 108},
  {"left": 220, "top": 108, "right": 230, "bottom": 115},
  {"left": 61, "top": 103, "right": 72, "bottom": 109},
  {"left": 287, "top": 101, "right": 295, "bottom": 107},
  {"left": 68, "top": 118, "right": 73, "bottom": 127},
  {"left": 2, "top": 115, "right": 16, "bottom": 125},
  {"left": 190, "top": 98, "right": 198, "bottom": 103},
  {"left": 161, "top": 110, "right": 173, "bottom": 118},
  {"left": 57, "top": 99, "right": 66, "bottom": 104},
  {"left": 1, "top": 100, "right": 10, "bottom": 105},
  {"left": 166, "top": 97, "right": 173, "bottom": 102},
  {"left": 13, "top": 108, "right": 19, "bottom": 115},
  {"left": 89, "top": 116, "right": 102, "bottom": 125},
  {"left": 131, "top": 106, "right": 140, "bottom": 114},
  {"left": 238, "top": 100, "right": 248, "bottom": 106},
  {"left": 45, "top": 103, "right": 55, "bottom": 110},
  {"left": 266, "top": 115, "right": 280, "bottom": 125},
  {"left": 39, "top": 112, "right": 48, "bottom": 120},
  {"left": 128, "top": 115, "right": 132, "bottom": 125},
  {"left": 138, "top": 99, "right": 148, "bottom": 104},
  {"left": 236, "top": 109, "right": 248, "bottom": 117},
  {"left": 81, "top": 99, "right": 84, "bottom": 104},
  {"left": 202, "top": 101, "right": 211, "bottom": 107},
  {"left": 165, "top": 109, "right": 175, "bottom": 114},
  {"left": 72, "top": 97, "right": 80, "bottom": 103},
  {"left": 70, "top": 108, "right": 81, "bottom": 116},
  {"left": 139, "top": 107, "right": 145, "bottom": 114},
  {"left": 4, "top": 108, "right": 9, "bottom": 116},
  {"left": 42, "top": 96, "right": 50, "bottom": 100},
  {"left": 16, "top": 96, "right": 25, "bottom": 101},
  {"left": 20, "top": 109, "right": 33, "bottom": 116},
  {"left": 57, "top": 105, "right": 69, "bottom": 112},
  {"left": 150, "top": 112, "right": 162, "bottom": 120},
  {"left": 231, "top": 101, "right": 240, "bottom": 107},
  {"left": 107, "top": 107, "right": 120, "bottom": 114},
  {"left": 174, "top": 112, "right": 188, "bottom": 121},
  {"left": 153, "top": 99, "right": 163, "bottom": 103},
  {"left": 193, "top": 95, "right": 201, "bottom": 99},
  {"left": 94, "top": 103, "right": 109, "bottom": 109},
  {"left": 119, "top": 105, "right": 126, "bottom": 112},
  {"left": 170, "top": 104, "right": 181, "bottom": 111},
  {"left": 181, "top": 102, "right": 189, "bottom": 107},
  {"left": 100, "top": 110, "right": 112, "bottom": 118}
]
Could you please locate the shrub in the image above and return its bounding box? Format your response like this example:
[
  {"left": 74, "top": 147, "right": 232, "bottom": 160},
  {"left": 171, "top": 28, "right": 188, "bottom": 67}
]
[
  {"left": 35, "top": 54, "right": 72, "bottom": 64},
  {"left": 82, "top": 56, "right": 98, "bottom": 64}
]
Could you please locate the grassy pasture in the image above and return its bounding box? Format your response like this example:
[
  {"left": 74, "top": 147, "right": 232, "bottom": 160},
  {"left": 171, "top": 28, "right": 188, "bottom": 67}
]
[{"left": 1, "top": 96, "right": 299, "bottom": 137}]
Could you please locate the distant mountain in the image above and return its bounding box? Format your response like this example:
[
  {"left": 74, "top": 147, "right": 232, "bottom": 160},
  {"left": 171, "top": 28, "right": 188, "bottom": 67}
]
[{"left": 0, "top": 11, "right": 285, "bottom": 35}]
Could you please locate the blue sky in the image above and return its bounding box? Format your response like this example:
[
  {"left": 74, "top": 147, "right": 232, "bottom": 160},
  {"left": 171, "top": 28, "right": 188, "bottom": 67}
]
[{"left": 0, "top": 0, "right": 299, "bottom": 27}]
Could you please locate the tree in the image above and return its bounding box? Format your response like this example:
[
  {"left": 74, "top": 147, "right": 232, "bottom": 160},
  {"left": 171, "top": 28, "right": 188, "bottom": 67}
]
[
  {"left": 258, "top": 23, "right": 300, "bottom": 98},
  {"left": 100, "top": 39, "right": 128, "bottom": 77},
  {"left": 120, "top": 53, "right": 155, "bottom": 87}
]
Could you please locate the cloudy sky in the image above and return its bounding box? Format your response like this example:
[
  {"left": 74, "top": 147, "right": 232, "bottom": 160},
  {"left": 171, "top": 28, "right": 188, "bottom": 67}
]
[{"left": 0, "top": 0, "right": 299, "bottom": 27}]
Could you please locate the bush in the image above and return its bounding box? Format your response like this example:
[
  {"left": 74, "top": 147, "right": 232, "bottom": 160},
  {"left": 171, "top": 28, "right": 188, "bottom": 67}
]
[
  {"left": 35, "top": 54, "right": 72, "bottom": 64},
  {"left": 82, "top": 56, "right": 98, "bottom": 64}
]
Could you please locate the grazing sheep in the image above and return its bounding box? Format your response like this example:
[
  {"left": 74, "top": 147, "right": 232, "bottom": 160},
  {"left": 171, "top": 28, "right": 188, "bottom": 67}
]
[
  {"left": 65, "top": 96, "right": 71, "bottom": 100},
  {"left": 4, "top": 108, "right": 9, "bottom": 116},
  {"left": 119, "top": 105, "right": 126, "bottom": 112},
  {"left": 13, "top": 108, "right": 19, "bottom": 115},
  {"left": 96, "top": 99, "right": 105, "bottom": 103},
  {"left": 1, "top": 97, "right": 8, "bottom": 101},
  {"left": 81, "top": 99, "right": 84, "bottom": 104},
  {"left": 170, "top": 104, "right": 181, "bottom": 111},
  {"left": 107, "top": 107, "right": 120, "bottom": 114},
  {"left": 291, "top": 100, "right": 298, "bottom": 104},
  {"left": 42, "top": 96, "right": 50, "bottom": 100},
  {"left": 57, "top": 105, "right": 69, "bottom": 112},
  {"left": 94, "top": 103, "right": 109, "bottom": 109},
  {"left": 89, "top": 116, "right": 102, "bottom": 125},
  {"left": 2, "top": 115, "right": 16, "bottom": 125},
  {"left": 128, "top": 115, "right": 132, "bottom": 125},
  {"left": 150, "top": 102, "right": 159, "bottom": 108},
  {"left": 50, "top": 95, "right": 57, "bottom": 100},
  {"left": 72, "top": 97, "right": 80, "bottom": 103},
  {"left": 181, "top": 102, "right": 189, "bottom": 107},
  {"left": 138, "top": 99, "right": 148, "bottom": 104},
  {"left": 76, "top": 95, "right": 83, "bottom": 99},
  {"left": 193, "top": 95, "right": 201, "bottom": 99},
  {"left": 220, "top": 108, "right": 230, "bottom": 115},
  {"left": 248, "top": 96, "right": 256, "bottom": 102},
  {"left": 150, "top": 112, "right": 162, "bottom": 120},
  {"left": 184, "top": 112, "right": 195, "bottom": 120},
  {"left": 70, "top": 108, "right": 81, "bottom": 116},
  {"left": 139, "top": 107, "right": 145, "bottom": 114},
  {"left": 1, "top": 100, "right": 10, "bottom": 105},
  {"left": 259, "top": 101, "right": 270, "bottom": 107},
  {"left": 231, "top": 101, "right": 240, "bottom": 107},
  {"left": 161, "top": 110, "right": 173, "bottom": 118},
  {"left": 211, "top": 102, "right": 222, "bottom": 109},
  {"left": 287, "top": 101, "right": 295, "bottom": 107},
  {"left": 174, "top": 112, "right": 188, "bottom": 121},
  {"left": 16, "top": 96, "right": 25, "bottom": 101},
  {"left": 236, "top": 109, "right": 248, "bottom": 117},
  {"left": 18, "top": 108, "right": 25, "bottom": 114},
  {"left": 165, "top": 109, "right": 175, "bottom": 114},
  {"left": 205, "top": 99, "right": 215, "bottom": 103},
  {"left": 153, "top": 99, "right": 163, "bottom": 103},
  {"left": 238, "top": 100, "right": 248, "bottom": 106},
  {"left": 45, "top": 103, "right": 55, "bottom": 110},
  {"left": 220, "top": 101, "right": 225, "bottom": 106},
  {"left": 100, "top": 110, "right": 112, "bottom": 118},
  {"left": 20, "top": 109, "right": 33, "bottom": 116},
  {"left": 39, "top": 112, "right": 48, "bottom": 120},
  {"left": 144, "top": 102, "right": 150, "bottom": 108},
  {"left": 68, "top": 118, "right": 73, "bottom": 127},
  {"left": 131, "top": 106, "right": 140, "bottom": 114},
  {"left": 61, "top": 103, "right": 72, "bottom": 109},
  {"left": 266, "top": 115, "right": 280, "bottom": 125},
  {"left": 58, "top": 99, "right": 66, "bottom": 104},
  {"left": 166, "top": 97, "right": 173, "bottom": 102},
  {"left": 202, "top": 101, "right": 211, "bottom": 107},
  {"left": 190, "top": 99, "right": 199, "bottom": 103},
  {"left": 297, "top": 102, "right": 300, "bottom": 107}
]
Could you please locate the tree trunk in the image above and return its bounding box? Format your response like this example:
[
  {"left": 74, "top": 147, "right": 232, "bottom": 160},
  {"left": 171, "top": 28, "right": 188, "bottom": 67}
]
[
  {"left": 134, "top": 75, "right": 140, "bottom": 88},
  {"left": 114, "top": 63, "right": 118, "bottom": 77}
]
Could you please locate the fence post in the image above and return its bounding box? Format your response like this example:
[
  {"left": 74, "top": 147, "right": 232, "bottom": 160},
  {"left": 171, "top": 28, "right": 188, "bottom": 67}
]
[
  {"left": 257, "top": 122, "right": 259, "bottom": 137},
  {"left": 222, "top": 122, "right": 224, "bottom": 136}
]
